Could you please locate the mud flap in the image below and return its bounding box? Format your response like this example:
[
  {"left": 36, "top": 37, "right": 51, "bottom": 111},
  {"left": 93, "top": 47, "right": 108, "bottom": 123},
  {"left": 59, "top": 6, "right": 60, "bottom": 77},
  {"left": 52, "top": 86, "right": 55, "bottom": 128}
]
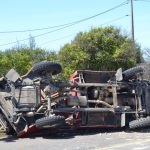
[{"left": 121, "top": 113, "right": 125, "bottom": 127}]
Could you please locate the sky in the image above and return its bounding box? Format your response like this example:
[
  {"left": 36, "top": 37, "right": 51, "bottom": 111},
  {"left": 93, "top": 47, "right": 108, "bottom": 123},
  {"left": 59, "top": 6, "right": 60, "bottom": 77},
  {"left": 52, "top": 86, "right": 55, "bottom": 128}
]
[{"left": 0, "top": 0, "right": 150, "bottom": 51}]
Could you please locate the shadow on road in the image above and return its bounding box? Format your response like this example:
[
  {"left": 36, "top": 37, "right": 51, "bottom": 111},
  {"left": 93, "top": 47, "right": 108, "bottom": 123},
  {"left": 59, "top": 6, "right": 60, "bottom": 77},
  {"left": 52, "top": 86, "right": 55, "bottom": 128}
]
[
  {"left": 1, "top": 127, "right": 150, "bottom": 142},
  {"left": 0, "top": 135, "right": 17, "bottom": 142}
]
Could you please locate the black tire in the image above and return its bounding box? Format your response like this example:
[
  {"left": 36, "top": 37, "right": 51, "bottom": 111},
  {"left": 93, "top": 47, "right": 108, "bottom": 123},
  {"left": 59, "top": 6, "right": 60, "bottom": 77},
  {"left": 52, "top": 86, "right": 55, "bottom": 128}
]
[
  {"left": 32, "top": 60, "right": 62, "bottom": 76},
  {"left": 129, "top": 117, "right": 150, "bottom": 129},
  {"left": 35, "top": 115, "right": 65, "bottom": 128},
  {"left": 123, "top": 66, "right": 144, "bottom": 81}
]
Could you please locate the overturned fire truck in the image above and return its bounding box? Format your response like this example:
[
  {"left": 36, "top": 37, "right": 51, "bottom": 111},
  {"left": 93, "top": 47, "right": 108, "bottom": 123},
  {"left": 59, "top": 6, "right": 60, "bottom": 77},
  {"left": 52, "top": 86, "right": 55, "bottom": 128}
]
[{"left": 0, "top": 60, "right": 150, "bottom": 137}]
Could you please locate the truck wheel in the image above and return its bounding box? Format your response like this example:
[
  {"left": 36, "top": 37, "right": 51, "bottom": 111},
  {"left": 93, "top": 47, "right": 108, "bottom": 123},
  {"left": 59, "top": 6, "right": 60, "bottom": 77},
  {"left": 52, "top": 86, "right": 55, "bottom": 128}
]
[
  {"left": 129, "top": 117, "right": 150, "bottom": 129},
  {"left": 35, "top": 115, "right": 65, "bottom": 128},
  {"left": 123, "top": 66, "right": 144, "bottom": 81},
  {"left": 32, "top": 61, "right": 62, "bottom": 76}
]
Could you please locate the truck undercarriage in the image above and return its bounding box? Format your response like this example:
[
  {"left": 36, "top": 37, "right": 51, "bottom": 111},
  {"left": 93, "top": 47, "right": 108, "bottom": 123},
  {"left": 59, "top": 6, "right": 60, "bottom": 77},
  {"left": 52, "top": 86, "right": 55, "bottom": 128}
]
[{"left": 0, "top": 61, "right": 150, "bottom": 137}]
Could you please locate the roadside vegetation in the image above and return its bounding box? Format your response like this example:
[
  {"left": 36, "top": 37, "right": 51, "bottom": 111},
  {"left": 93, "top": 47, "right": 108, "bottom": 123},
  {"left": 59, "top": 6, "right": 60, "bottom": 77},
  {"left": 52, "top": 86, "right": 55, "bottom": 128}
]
[{"left": 0, "top": 26, "right": 144, "bottom": 79}]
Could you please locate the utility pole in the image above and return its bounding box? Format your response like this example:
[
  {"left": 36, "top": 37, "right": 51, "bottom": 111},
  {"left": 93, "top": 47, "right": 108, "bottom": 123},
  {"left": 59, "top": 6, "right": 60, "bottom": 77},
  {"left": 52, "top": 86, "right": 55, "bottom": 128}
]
[{"left": 130, "top": 0, "right": 135, "bottom": 42}]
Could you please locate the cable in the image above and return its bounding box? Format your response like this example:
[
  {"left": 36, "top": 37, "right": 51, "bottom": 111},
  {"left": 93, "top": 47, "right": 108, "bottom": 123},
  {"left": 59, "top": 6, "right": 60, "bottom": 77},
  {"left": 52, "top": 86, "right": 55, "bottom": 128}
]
[
  {"left": 41, "top": 34, "right": 75, "bottom": 45},
  {"left": 0, "top": 1, "right": 128, "bottom": 34},
  {"left": 40, "top": 15, "right": 129, "bottom": 46},
  {"left": 0, "top": 22, "right": 77, "bottom": 34},
  {"left": 0, "top": 1, "right": 129, "bottom": 47},
  {"left": 100, "top": 14, "right": 129, "bottom": 26}
]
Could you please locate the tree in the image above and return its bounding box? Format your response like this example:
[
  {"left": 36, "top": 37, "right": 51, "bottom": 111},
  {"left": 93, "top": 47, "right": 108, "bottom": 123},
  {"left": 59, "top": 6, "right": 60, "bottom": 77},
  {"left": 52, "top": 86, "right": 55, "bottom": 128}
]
[
  {"left": 0, "top": 47, "right": 58, "bottom": 76},
  {"left": 59, "top": 44, "right": 88, "bottom": 78},
  {"left": 59, "top": 26, "right": 143, "bottom": 79}
]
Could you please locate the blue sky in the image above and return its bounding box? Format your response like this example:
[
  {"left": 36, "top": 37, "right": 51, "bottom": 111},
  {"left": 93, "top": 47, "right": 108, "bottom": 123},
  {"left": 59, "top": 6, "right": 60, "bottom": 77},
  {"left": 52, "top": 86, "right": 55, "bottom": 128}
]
[{"left": 0, "top": 0, "right": 149, "bottom": 51}]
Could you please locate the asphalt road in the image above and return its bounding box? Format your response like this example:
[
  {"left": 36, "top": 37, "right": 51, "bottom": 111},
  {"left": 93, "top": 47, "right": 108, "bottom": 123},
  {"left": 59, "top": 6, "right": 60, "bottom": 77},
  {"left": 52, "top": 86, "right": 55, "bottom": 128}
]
[{"left": 1, "top": 129, "right": 150, "bottom": 150}]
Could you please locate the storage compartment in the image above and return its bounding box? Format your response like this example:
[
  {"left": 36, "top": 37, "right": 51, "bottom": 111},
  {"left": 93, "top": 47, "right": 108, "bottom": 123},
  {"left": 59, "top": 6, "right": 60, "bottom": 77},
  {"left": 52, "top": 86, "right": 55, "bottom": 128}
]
[
  {"left": 82, "top": 112, "right": 121, "bottom": 127},
  {"left": 82, "top": 71, "right": 115, "bottom": 83},
  {"left": 15, "top": 86, "right": 40, "bottom": 108},
  {"left": 71, "top": 70, "right": 116, "bottom": 83}
]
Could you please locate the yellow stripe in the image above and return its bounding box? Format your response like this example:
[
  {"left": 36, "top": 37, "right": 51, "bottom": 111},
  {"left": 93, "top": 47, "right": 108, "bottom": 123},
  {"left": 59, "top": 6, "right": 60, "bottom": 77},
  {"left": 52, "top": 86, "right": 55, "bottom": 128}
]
[{"left": 96, "top": 138, "right": 150, "bottom": 150}]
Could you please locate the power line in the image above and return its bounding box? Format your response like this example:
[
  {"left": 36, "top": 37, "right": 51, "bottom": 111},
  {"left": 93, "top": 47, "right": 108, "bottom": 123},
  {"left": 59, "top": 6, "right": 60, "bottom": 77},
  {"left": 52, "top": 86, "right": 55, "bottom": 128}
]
[
  {"left": 0, "top": 1, "right": 129, "bottom": 47},
  {"left": 40, "top": 15, "right": 129, "bottom": 46},
  {"left": 0, "top": 1, "right": 128, "bottom": 34},
  {"left": 100, "top": 14, "right": 129, "bottom": 26},
  {"left": 0, "top": 22, "right": 77, "bottom": 34},
  {"left": 41, "top": 34, "right": 75, "bottom": 46}
]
